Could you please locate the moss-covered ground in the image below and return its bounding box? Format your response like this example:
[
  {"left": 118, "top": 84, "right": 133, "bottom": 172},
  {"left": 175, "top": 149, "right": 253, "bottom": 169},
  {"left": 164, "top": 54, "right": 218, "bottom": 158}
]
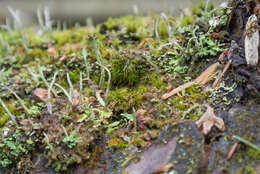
[{"left": 0, "top": 1, "right": 259, "bottom": 173}]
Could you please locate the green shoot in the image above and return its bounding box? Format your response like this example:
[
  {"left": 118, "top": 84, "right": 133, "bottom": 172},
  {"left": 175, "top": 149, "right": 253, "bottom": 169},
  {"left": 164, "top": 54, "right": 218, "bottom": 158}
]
[
  {"left": 47, "top": 71, "right": 58, "bottom": 114},
  {"left": 233, "top": 135, "right": 260, "bottom": 152},
  {"left": 6, "top": 87, "right": 30, "bottom": 114},
  {"left": 82, "top": 47, "right": 90, "bottom": 79},
  {"left": 96, "top": 62, "right": 111, "bottom": 102},
  {"left": 0, "top": 97, "right": 17, "bottom": 124},
  {"left": 55, "top": 83, "right": 73, "bottom": 104},
  {"left": 43, "top": 132, "right": 54, "bottom": 152}
]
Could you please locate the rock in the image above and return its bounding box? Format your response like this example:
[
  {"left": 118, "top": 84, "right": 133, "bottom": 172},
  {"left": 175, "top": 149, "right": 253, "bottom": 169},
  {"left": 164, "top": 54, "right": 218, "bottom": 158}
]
[
  {"left": 205, "top": 105, "right": 260, "bottom": 174},
  {"left": 103, "top": 122, "right": 204, "bottom": 174}
]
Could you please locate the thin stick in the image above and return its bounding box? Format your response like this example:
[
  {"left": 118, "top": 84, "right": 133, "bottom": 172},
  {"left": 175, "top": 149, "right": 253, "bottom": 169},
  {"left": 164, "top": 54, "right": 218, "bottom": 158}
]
[
  {"left": 227, "top": 142, "right": 238, "bottom": 160},
  {"left": 212, "top": 59, "right": 232, "bottom": 88}
]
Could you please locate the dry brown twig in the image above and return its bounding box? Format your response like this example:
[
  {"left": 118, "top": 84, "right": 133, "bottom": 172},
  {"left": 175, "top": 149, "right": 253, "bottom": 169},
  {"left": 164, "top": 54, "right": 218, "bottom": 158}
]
[
  {"left": 227, "top": 142, "right": 238, "bottom": 160},
  {"left": 162, "top": 62, "right": 220, "bottom": 99},
  {"left": 212, "top": 59, "right": 232, "bottom": 88},
  {"left": 137, "top": 38, "right": 154, "bottom": 49}
]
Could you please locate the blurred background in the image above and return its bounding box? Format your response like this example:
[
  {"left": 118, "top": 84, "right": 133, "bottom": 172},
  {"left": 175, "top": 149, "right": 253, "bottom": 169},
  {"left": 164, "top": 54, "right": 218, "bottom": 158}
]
[{"left": 0, "top": 0, "right": 226, "bottom": 27}]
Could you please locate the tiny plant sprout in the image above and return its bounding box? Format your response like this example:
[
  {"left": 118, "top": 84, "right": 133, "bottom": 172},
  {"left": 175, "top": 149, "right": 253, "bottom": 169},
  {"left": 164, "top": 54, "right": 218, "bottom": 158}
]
[{"left": 0, "top": 97, "right": 17, "bottom": 124}]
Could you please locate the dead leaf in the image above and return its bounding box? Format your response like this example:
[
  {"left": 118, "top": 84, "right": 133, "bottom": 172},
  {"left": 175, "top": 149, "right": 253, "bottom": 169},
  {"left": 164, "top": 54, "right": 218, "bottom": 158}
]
[
  {"left": 151, "top": 164, "right": 175, "bottom": 174},
  {"left": 33, "top": 88, "right": 51, "bottom": 102},
  {"left": 196, "top": 105, "right": 225, "bottom": 135},
  {"left": 136, "top": 109, "right": 152, "bottom": 130},
  {"left": 47, "top": 46, "right": 57, "bottom": 55},
  {"left": 227, "top": 142, "right": 238, "bottom": 160},
  {"left": 136, "top": 109, "right": 146, "bottom": 117},
  {"left": 88, "top": 96, "right": 96, "bottom": 103}
]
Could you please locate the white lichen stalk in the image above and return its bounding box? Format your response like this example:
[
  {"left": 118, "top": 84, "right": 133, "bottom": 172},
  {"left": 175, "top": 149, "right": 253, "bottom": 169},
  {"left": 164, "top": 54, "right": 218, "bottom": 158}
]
[{"left": 245, "top": 14, "right": 259, "bottom": 66}]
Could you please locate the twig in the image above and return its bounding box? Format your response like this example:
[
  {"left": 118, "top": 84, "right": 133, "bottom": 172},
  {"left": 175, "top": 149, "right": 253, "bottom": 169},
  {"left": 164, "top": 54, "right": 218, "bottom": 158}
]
[
  {"left": 227, "top": 142, "right": 238, "bottom": 160},
  {"left": 162, "top": 81, "right": 195, "bottom": 100},
  {"left": 212, "top": 59, "right": 232, "bottom": 88},
  {"left": 0, "top": 97, "right": 17, "bottom": 124}
]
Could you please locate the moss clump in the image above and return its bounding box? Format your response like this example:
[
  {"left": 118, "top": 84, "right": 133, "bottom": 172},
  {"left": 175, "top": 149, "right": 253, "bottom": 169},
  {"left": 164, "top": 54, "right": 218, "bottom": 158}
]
[
  {"left": 150, "top": 73, "right": 166, "bottom": 90},
  {"left": 107, "top": 138, "right": 128, "bottom": 149},
  {"left": 181, "top": 16, "right": 195, "bottom": 27},
  {"left": 0, "top": 113, "right": 9, "bottom": 127},
  {"left": 248, "top": 149, "right": 260, "bottom": 160},
  {"left": 108, "top": 88, "right": 141, "bottom": 113},
  {"left": 111, "top": 56, "right": 145, "bottom": 87},
  {"left": 171, "top": 97, "right": 188, "bottom": 111},
  {"left": 186, "top": 85, "right": 202, "bottom": 102},
  {"left": 104, "top": 17, "right": 119, "bottom": 31}
]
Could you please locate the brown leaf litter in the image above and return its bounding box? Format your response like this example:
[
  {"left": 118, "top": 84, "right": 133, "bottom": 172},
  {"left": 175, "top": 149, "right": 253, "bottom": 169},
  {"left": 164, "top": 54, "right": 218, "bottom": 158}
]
[{"left": 195, "top": 105, "right": 225, "bottom": 135}]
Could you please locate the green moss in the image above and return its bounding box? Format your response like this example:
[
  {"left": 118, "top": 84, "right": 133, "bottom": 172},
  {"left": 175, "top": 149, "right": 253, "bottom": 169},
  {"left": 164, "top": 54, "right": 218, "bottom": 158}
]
[
  {"left": 108, "top": 88, "right": 141, "bottom": 112},
  {"left": 180, "top": 16, "right": 195, "bottom": 27},
  {"left": 150, "top": 73, "right": 166, "bottom": 90},
  {"left": 111, "top": 56, "right": 145, "bottom": 87},
  {"left": 186, "top": 85, "right": 201, "bottom": 102},
  {"left": 107, "top": 138, "right": 127, "bottom": 149},
  {"left": 158, "top": 19, "right": 169, "bottom": 40},
  {"left": 84, "top": 87, "right": 94, "bottom": 96},
  {"left": 236, "top": 165, "right": 258, "bottom": 174},
  {"left": 0, "top": 113, "right": 9, "bottom": 127},
  {"left": 171, "top": 97, "right": 188, "bottom": 111},
  {"left": 121, "top": 153, "right": 134, "bottom": 168},
  {"left": 69, "top": 70, "right": 80, "bottom": 84},
  {"left": 248, "top": 149, "right": 260, "bottom": 160},
  {"left": 104, "top": 18, "right": 119, "bottom": 31},
  {"left": 137, "top": 85, "right": 150, "bottom": 94}
]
